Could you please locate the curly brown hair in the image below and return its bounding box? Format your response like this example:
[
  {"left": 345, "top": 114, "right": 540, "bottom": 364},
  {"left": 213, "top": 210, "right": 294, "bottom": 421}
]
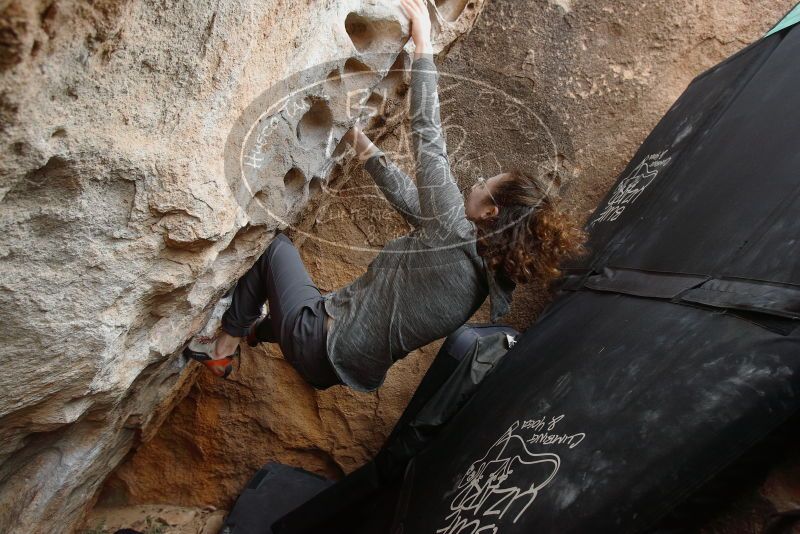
[{"left": 475, "top": 167, "right": 590, "bottom": 291}]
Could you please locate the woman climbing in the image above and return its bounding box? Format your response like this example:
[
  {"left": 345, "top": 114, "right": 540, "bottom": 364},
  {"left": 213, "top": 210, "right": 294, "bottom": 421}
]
[{"left": 184, "top": 0, "right": 589, "bottom": 390}]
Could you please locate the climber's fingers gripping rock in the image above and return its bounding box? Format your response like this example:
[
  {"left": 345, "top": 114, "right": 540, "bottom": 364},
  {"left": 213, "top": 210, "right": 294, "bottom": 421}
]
[{"left": 400, "top": 0, "right": 433, "bottom": 51}]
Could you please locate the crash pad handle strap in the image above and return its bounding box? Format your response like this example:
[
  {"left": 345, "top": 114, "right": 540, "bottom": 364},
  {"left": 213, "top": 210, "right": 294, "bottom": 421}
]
[{"left": 561, "top": 265, "right": 800, "bottom": 322}]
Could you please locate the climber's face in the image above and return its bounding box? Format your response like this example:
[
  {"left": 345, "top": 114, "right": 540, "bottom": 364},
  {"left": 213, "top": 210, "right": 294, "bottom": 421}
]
[{"left": 464, "top": 172, "right": 506, "bottom": 225}]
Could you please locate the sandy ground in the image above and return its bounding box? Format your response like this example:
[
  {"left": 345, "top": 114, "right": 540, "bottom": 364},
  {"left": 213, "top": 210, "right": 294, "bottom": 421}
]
[{"left": 78, "top": 505, "right": 226, "bottom": 534}]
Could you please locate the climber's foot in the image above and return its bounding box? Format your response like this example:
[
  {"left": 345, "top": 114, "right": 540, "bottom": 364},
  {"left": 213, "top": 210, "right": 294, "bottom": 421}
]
[
  {"left": 183, "top": 328, "right": 241, "bottom": 378},
  {"left": 214, "top": 331, "right": 241, "bottom": 359}
]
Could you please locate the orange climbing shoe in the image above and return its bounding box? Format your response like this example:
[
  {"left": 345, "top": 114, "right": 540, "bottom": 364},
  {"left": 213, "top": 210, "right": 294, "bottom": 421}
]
[{"left": 183, "top": 328, "right": 240, "bottom": 378}]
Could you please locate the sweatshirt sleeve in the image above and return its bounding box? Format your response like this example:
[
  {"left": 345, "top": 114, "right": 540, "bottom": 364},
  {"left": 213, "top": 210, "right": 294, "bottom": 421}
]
[
  {"left": 409, "top": 54, "right": 471, "bottom": 241},
  {"left": 363, "top": 149, "right": 423, "bottom": 228}
]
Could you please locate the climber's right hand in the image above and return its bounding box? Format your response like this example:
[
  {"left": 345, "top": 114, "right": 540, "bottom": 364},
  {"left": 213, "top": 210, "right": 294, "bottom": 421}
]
[{"left": 400, "top": 0, "right": 433, "bottom": 56}]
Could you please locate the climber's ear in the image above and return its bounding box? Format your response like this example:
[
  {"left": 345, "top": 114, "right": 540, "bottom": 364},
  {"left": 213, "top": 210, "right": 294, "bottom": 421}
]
[{"left": 481, "top": 204, "right": 499, "bottom": 223}]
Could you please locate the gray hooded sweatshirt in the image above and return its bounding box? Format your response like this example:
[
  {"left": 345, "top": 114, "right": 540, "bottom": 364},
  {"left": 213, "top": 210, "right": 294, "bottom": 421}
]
[{"left": 322, "top": 54, "right": 515, "bottom": 392}]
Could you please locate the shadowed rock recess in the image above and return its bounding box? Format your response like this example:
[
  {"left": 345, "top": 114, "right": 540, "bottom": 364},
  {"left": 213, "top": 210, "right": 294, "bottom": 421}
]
[{"left": 1, "top": 0, "right": 798, "bottom": 533}]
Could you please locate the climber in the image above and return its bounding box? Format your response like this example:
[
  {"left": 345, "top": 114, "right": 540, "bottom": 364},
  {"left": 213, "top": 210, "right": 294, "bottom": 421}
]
[{"left": 183, "top": 0, "right": 588, "bottom": 388}]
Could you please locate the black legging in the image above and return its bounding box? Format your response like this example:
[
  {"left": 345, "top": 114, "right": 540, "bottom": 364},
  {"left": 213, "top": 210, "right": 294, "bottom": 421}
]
[{"left": 221, "top": 232, "right": 341, "bottom": 390}]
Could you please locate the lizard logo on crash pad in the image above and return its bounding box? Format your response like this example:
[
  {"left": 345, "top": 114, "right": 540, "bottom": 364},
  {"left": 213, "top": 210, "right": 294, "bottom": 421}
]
[
  {"left": 589, "top": 150, "right": 673, "bottom": 227},
  {"left": 437, "top": 415, "right": 586, "bottom": 533}
]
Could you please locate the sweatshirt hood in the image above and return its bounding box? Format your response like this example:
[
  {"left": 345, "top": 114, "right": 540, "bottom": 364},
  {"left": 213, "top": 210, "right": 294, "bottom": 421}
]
[{"left": 484, "top": 259, "right": 516, "bottom": 322}]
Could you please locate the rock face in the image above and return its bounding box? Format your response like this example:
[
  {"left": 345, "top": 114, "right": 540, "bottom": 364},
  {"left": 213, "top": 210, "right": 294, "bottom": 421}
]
[{"left": 0, "top": 1, "right": 485, "bottom": 532}]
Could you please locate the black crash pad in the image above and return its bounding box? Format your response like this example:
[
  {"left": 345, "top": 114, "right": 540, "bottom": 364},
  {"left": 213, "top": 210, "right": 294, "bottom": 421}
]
[
  {"left": 220, "top": 462, "right": 334, "bottom": 534},
  {"left": 390, "top": 21, "right": 800, "bottom": 534}
]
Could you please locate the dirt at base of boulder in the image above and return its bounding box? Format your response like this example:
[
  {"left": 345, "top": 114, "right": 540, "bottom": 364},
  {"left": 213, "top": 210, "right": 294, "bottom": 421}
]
[{"left": 78, "top": 504, "right": 227, "bottom": 534}]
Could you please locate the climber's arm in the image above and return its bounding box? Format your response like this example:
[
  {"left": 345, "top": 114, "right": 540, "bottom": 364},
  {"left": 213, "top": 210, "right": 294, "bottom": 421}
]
[
  {"left": 409, "top": 53, "right": 469, "bottom": 235},
  {"left": 399, "top": 0, "right": 468, "bottom": 237},
  {"left": 364, "top": 151, "right": 424, "bottom": 229},
  {"left": 344, "top": 126, "right": 423, "bottom": 228}
]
